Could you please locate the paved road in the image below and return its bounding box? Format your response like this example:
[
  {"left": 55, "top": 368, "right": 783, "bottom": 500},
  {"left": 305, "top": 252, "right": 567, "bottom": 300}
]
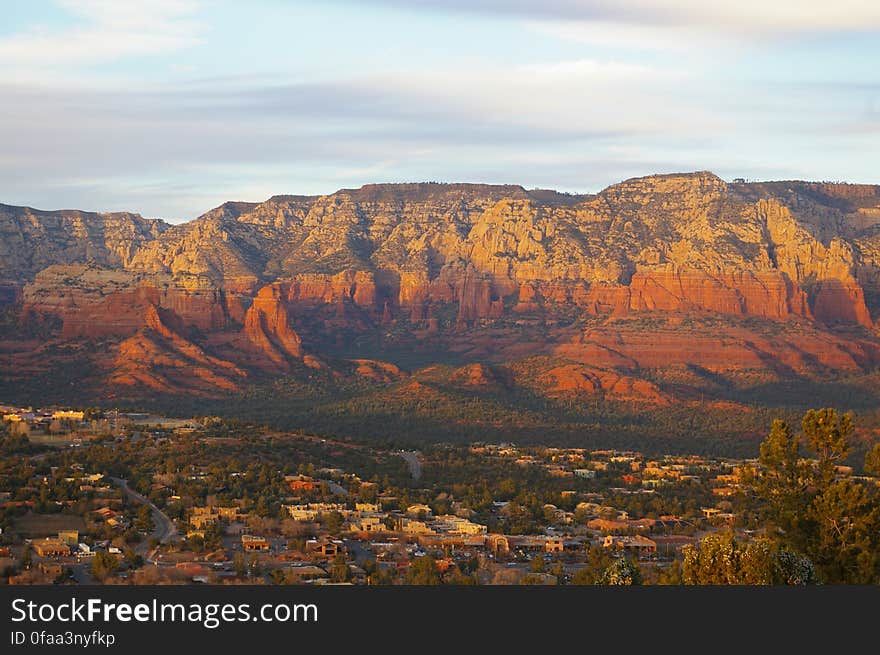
[
  {"left": 397, "top": 451, "right": 422, "bottom": 481},
  {"left": 320, "top": 479, "right": 349, "bottom": 496},
  {"left": 110, "top": 477, "right": 179, "bottom": 561},
  {"left": 69, "top": 563, "right": 97, "bottom": 585}
]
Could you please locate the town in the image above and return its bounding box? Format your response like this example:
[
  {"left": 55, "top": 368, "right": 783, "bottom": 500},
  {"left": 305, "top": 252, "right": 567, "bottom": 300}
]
[{"left": 0, "top": 403, "right": 877, "bottom": 585}]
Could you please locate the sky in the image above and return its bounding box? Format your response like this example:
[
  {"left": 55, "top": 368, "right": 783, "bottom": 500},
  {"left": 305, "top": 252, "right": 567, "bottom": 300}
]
[{"left": 1, "top": 0, "right": 878, "bottom": 222}]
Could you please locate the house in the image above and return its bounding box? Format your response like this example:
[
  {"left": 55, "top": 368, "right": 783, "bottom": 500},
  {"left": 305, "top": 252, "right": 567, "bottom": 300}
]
[
  {"left": 355, "top": 516, "right": 385, "bottom": 532},
  {"left": 241, "top": 535, "right": 270, "bottom": 552},
  {"left": 433, "top": 515, "right": 487, "bottom": 535},
  {"left": 285, "top": 565, "right": 328, "bottom": 582},
  {"left": 38, "top": 562, "right": 64, "bottom": 579},
  {"left": 406, "top": 504, "right": 433, "bottom": 519},
  {"left": 284, "top": 505, "right": 318, "bottom": 521},
  {"left": 33, "top": 538, "right": 71, "bottom": 558},
  {"left": 306, "top": 539, "right": 345, "bottom": 559},
  {"left": 190, "top": 513, "right": 218, "bottom": 529},
  {"left": 602, "top": 534, "right": 657, "bottom": 557},
  {"left": 402, "top": 519, "right": 433, "bottom": 535},
  {"left": 57, "top": 530, "right": 79, "bottom": 546},
  {"left": 52, "top": 410, "right": 85, "bottom": 421},
  {"left": 287, "top": 476, "right": 321, "bottom": 492}
]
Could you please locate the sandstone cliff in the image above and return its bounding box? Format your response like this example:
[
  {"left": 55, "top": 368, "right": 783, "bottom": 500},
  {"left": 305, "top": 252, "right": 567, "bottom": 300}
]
[{"left": 4, "top": 172, "right": 880, "bottom": 400}]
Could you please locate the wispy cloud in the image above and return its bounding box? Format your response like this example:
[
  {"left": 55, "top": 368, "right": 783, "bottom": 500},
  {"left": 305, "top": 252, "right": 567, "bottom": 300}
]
[
  {"left": 0, "top": 0, "right": 877, "bottom": 218},
  {"left": 0, "top": 0, "right": 202, "bottom": 73},
  {"left": 341, "top": 0, "right": 880, "bottom": 35}
]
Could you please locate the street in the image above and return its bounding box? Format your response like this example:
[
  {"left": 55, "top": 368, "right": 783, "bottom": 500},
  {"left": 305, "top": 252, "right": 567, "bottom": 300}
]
[{"left": 109, "top": 477, "right": 179, "bottom": 562}]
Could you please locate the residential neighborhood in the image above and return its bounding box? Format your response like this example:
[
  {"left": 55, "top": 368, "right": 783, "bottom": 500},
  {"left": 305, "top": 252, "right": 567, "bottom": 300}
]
[{"left": 4, "top": 403, "right": 871, "bottom": 585}]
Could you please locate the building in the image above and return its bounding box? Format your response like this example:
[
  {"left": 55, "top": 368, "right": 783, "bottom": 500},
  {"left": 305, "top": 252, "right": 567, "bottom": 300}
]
[
  {"left": 354, "top": 516, "right": 385, "bottom": 532},
  {"left": 402, "top": 519, "right": 433, "bottom": 536},
  {"left": 286, "top": 475, "right": 321, "bottom": 492},
  {"left": 433, "top": 515, "right": 487, "bottom": 536},
  {"left": 406, "top": 504, "right": 433, "bottom": 519},
  {"left": 33, "top": 538, "right": 71, "bottom": 558},
  {"left": 307, "top": 539, "right": 344, "bottom": 559},
  {"left": 241, "top": 535, "right": 270, "bottom": 552},
  {"left": 602, "top": 534, "right": 657, "bottom": 557},
  {"left": 57, "top": 531, "right": 79, "bottom": 546},
  {"left": 52, "top": 410, "right": 85, "bottom": 421},
  {"left": 190, "top": 514, "right": 218, "bottom": 529}
]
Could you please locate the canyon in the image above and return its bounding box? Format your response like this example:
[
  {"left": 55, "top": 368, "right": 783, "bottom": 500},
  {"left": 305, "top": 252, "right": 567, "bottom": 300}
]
[{"left": 2, "top": 171, "right": 880, "bottom": 412}]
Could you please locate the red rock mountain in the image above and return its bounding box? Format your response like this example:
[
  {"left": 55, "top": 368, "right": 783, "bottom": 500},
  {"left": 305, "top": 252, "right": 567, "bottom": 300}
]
[{"left": 2, "top": 172, "right": 880, "bottom": 400}]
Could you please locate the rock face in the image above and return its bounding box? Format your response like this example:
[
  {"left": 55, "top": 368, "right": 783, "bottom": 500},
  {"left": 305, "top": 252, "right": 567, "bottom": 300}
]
[
  {"left": 109, "top": 305, "right": 246, "bottom": 395},
  {"left": 4, "top": 172, "right": 880, "bottom": 400},
  {"left": 241, "top": 284, "right": 303, "bottom": 371}
]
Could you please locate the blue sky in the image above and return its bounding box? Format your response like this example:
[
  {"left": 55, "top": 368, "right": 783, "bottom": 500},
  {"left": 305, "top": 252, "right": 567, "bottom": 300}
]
[{"left": 1, "top": 0, "right": 878, "bottom": 222}]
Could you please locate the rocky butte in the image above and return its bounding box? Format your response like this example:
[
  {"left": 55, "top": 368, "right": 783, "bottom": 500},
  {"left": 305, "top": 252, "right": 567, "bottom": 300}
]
[{"left": 2, "top": 171, "right": 880, "bottom": 406}]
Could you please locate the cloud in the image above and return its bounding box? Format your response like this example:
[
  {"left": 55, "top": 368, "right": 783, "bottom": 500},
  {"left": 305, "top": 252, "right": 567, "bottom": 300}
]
[
  {"left": 1, "top": 1, "right": 876, "bottom": 219},
  {"left": 342, "top": 0, "right": 880, "bottom": 35},
  {"left": 0, "top": 0, "right": 203, "bottom": 71},
  {"left": 2, "top": 47, "right": 875, "bottom": 219}
]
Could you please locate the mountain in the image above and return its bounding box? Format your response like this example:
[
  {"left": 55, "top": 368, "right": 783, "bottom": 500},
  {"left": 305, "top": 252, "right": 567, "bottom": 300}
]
[{"left": 3, "top": 172, "right": 880, "bottom": 449}]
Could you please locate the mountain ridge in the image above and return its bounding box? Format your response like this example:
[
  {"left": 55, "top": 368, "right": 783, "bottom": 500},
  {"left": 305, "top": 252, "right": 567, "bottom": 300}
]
[{"left": 2, "top": 171, "right": 880, "bottom": 417}]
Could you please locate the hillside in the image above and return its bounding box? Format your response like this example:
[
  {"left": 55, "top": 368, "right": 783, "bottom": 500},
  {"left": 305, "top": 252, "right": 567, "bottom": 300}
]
[{"left": 3, "top": 172, "right": 880, "bottom": 452}]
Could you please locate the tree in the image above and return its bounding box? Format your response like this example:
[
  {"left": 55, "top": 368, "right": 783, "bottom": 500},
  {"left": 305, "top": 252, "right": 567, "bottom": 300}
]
[
  {"left": 656, "top": 559, "right": 683, "bottom": 585},
  {"left": 752, "top": 419, "right": 811, "bottom": 548},
  {"left": 124, "top": 548, "right": 144, "bottom": 569},
  {"left": 233, "top": 552, "right": 247, "bottom": 577},
  {"left": 801, "top": 408, "right": 852, "bottom": 484},
  {"left": 406, "top": 556, "right": 441, "bottom": 585},
  {"left": 329, "top": 554, "right": 351, "bottom": 583},
  {"left": 864, "top": 443, "right": 880, "bottom": 477},
  {"left": 809, "top": 479, "right": 878, "bottom": 584},
  {"left": 135, "top": 505, "right": 154, "bottom": 533},
  {"left": 20, "top": 547, "right": 33, "bottom": 570},
  {"left": 320, "top": 511, "right": 344, "bottom": 535},
  {"left": 681, "top": 533, "right": 815, "bottom": 585},
  {"left": 749, "top": 409, "right": 880, "bottom": 583},
  {"left": 529, "top": 554, "right": 546, "bottom": 574},
  {"left": 598, "top": 557, "right": 641, "bottom": 586},
  {"left": 571, "top": 547, "right": 614, "bottom": 585},
  {"left": 90, "top": 551, "right": 119, "bottom": 582}
]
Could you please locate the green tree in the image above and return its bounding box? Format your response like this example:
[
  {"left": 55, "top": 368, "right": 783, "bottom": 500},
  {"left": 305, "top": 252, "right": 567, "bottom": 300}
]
[
  {"left": 233, "top": 552, "right": 247, "bottom": 577},
  {"left": 124, "top": 548, "right": 144, "bottom": 569},
  {"left": 90, "top": 551, "right": 120, "bottom": 582},
  {"left": 329, "top": 554, "right": 351, "bottom": 583},
  {"left": 135, "top": 505, "right": 154, "bottom": 533},
  {"left": 571, "top": 547, "right": 614, "bottom": 585},
  {"left": 681, "top": 532, "right": 815, "bottom": 585},
  {"left": 405, "top": 556, "right": 441, "bottom": 585},
  {"left": 750, "top": 408, "right": 880, "bottom": 583},
  {"left": 598, "top": 557, "right": 641, "bottom": 586},
  {"left": 20, "top": 547, "right": 33, "bottom": 570},
  {"left": 864, "top": 443, "right": 880, "bottom": 477},
  {"left": 529, "top": 554, "right": 546, "bottom": 574}
]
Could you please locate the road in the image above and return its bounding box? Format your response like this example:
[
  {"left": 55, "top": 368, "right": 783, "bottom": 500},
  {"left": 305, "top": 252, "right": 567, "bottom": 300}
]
[
  {"left": 320, "top": 479, "right": 349, "bottom": 496},
  {"left": 110, "top": 477, "right": 179, "bottom": 562},
  {"left": 397, "top": 451, "right": 422, "bottom": 481}
]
